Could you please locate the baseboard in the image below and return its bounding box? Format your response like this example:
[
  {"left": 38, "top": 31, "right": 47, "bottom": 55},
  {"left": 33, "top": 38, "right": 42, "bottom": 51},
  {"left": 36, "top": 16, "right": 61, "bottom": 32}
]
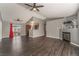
[
  {"left": 32, "top": 35, "right": 44, "bottom": 38},
  {"left": 70, "top": 42, "right": 79, "bottom": 47},
  {"left": 2, "top": 36, "right": 9, "bottom": 39},
  {"left": 32, "top": 36, "right": 44, "bottom": 38},
  {"left": 46, "top": 35, "right": 61, "bottom": 40}
]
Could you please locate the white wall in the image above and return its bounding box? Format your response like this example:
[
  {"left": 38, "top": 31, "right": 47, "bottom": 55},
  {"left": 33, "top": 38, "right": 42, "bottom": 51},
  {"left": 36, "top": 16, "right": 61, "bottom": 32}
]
[
  {"left": 46, "top": 19, "right": 64, "bottom": 39},
  {"left": 2, "top": 21, "right": 10, "bottom": 38},
  {"left": 20, "top": 24, "right": 26, "bottom": 36},
  {"left": 28, "top": 17, "right": 44, "bottom": 38},
  {"left": 71, "top": 28, "right": 79, "bottom": 45},
  {"left": 69, "top": 11, "right": 79, "bottom": 46},
  {"left": 71, "top": 10, "right": 79, "bottom": 45},
  {"left": 0, "top": 20, "right": 2, "bottom": 40},
  {"left": 33, "top": 18, "right": 44, "bottom": 38}
]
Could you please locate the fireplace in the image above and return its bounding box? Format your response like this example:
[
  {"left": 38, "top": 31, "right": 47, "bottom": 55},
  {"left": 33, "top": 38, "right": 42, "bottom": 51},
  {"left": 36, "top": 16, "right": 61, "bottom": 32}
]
[{"left": 62, "top": 32, "right": 71, "bottom": 42}]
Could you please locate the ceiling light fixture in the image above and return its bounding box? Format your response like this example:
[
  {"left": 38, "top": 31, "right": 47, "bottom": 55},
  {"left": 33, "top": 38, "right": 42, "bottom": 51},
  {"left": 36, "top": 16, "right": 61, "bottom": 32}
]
[{"left": 33, "top": 8, "right": 37, "bottom": 11}]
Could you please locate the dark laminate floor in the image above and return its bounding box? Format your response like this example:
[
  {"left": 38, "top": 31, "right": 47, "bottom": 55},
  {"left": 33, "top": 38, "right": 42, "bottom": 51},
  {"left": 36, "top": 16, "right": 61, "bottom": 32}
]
[{"left": 0, "top": 36, "right": 79, "bottom": 56}]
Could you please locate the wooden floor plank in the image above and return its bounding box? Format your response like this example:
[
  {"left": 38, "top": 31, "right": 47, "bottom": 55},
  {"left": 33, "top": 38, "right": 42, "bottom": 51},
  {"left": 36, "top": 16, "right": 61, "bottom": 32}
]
[{"left": 0, "top": 36, "right": 79, "bottom": 56}]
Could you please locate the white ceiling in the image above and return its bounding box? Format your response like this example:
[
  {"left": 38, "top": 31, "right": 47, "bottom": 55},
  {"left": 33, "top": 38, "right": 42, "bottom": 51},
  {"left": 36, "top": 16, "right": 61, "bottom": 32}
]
[
  {"left": 20, "top": 3, "right": 78, "bottom": 19},
  {"left": 0, "top": 3, "right": 78, "bottom": 23}
]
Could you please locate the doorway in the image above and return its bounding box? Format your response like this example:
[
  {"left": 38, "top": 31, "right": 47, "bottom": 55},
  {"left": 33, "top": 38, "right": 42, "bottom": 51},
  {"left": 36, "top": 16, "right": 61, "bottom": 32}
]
[
  {"left": 26, "top": 24, "right": 32, "bottom": 37},
  {"left": 26, "top": 25, "right": 30, "bottom": 37},
  {"left": 13, "top": 24, "right": 22, "bottom": 37}
]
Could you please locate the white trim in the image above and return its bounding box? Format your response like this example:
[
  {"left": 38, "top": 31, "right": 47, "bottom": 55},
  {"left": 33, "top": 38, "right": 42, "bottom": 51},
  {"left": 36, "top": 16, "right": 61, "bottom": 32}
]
[
  {"left": 46, "top": 35, "right": 60, "bottom": 39},
  {"left": 70, "top": 42, "right": 79, "bottom": 47},
  {"left": 32, "top": 34, "right": 44, "bottom": 38},
  {"left": 2, "top": 35, "right": 9, "bottom": 39}
]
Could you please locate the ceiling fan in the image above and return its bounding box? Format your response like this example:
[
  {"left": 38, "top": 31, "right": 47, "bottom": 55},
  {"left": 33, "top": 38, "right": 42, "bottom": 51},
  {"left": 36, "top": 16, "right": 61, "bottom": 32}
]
[
  {"left": 25, "top": 3, "right": 44, "bottom": 11},
  {"left": 15, "top": 19, "right": 23, "bottom": 22}
]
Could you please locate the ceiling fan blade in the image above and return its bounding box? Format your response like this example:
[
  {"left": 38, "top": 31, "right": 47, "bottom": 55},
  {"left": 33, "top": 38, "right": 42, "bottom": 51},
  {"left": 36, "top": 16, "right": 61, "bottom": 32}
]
[
  {"left": 36, "top": 5, "right": 44, "bottom": 8},
  {"left": 25, "top": 4, "right": 33, "bottom": 7},
  {"left": 36, "top": 8, "right": 39, "bottom": 11},
  {"left": 30, "top": 8, "right": 33, "bottom": 11}
]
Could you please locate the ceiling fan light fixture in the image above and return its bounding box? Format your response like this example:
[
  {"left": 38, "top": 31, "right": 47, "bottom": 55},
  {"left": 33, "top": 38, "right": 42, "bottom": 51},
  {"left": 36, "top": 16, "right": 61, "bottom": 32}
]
[{"left": 33, "top": 8, "right": 37, "bottom": 11}]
